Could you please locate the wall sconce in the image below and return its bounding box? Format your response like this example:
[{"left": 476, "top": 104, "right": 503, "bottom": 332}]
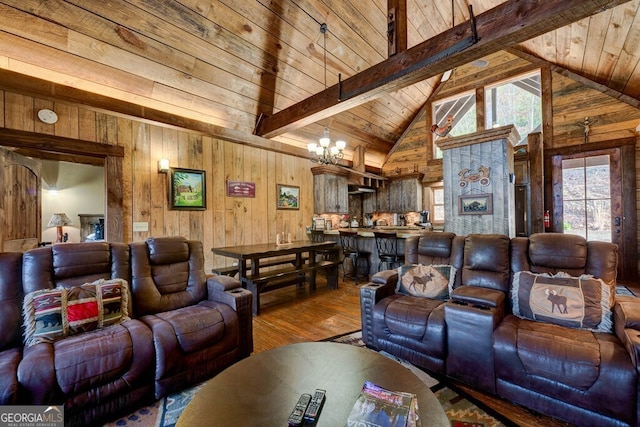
[
  {"left": 47, "top": 213, "right": 72, "bottom": 243},
  {"left": 158, "top": 159, "right": 170, "bottom": 173}
]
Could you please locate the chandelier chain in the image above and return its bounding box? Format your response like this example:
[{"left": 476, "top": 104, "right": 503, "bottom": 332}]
[{"left": 307, "top": 22, "right": 345, "bottom": 165}]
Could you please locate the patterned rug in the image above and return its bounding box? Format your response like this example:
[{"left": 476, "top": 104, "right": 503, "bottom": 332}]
[
  {"left": 105, "top": 331, "right": 507, "bottom": 427},
  {"left": 329, "top": 331, "right": 507, "bottom": 427}
]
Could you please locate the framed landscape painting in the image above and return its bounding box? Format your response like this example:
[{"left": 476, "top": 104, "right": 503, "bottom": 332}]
[
  {"left": 169, "top": 168, "right": 206, "bottom": 210},
  {"left": 277, "top": 184, "right": 300, "bottom": 210},
  {"left": 458, "top": 193, "right": 493, "bottom": 215}
]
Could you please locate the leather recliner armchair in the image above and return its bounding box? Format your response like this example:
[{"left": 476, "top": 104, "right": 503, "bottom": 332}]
[
  {"left": 360, "top": 231, "right": 465, "bottom": 373},
  {"left": 493, "top": 233, "right": 637, "bottom": 426},
  {"left": 0, "top": 252, "right": 24, "bottom": 405},
  {"left": 18, "top": 242, "right": 155, "bottom": 426},
  {"left": 129, "top": 236, "right": 253, "bottom": 399}
]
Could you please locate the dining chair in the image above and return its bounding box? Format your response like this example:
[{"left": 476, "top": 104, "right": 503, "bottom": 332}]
[
  {"left": 373, "top": 231, "right": 405, "bottom": 271},
  {"left": 339, "top": 230, "right": 371, "bottom": 285},
  {"left": 310, "top": 229, "right": 338, "bottom": 261}
]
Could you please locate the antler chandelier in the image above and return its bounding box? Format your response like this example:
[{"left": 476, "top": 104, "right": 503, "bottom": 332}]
[{"left": 307, "top": 23, "right": 345, "bottom": 165}]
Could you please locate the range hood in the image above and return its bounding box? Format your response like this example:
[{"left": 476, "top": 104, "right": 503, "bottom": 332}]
[{"left": 348, "top": 185, "right": 377, "bottom": 194}]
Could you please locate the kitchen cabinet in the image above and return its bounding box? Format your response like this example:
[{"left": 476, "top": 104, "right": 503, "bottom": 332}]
[
  {"left": 363, "top": 191, "right": 376, "bottom": 213},
  {"left": 362, "top": 184, "right": 390, "bottom": 213},
  {"left": 311, "top": 165, "right": 349, "bottom": 214},
  {"left": 375, "top": 184, "right": 390, "bottom": 212},
  {"left": 388, "top": 173, "right": 424, "bottom": 212}
]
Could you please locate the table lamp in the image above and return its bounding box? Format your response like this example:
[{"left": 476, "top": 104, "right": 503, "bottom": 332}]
[{"left": 47, "top": 213, "right": 73, "bottom": 243}]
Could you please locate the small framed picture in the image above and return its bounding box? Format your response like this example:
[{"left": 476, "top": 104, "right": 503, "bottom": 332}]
[
  {"left": 458, "top": 193, "right": 493, "bottom": 215},
  {"left": 277, "top": 184, "right": 300, "bottom": 210},
  {"left": 169, "top": 168, "right": 206, "bottom": 210}
]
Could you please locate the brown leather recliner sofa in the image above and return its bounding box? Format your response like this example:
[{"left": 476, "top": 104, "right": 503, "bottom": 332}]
[
  {"left": 0, "top": 252, "right": 24, "bottom": 405},
  {"left": 129, "top": 237, "right": 253, "bottom": 398},
  {"left": 361, "top": 231, "right": 639, "bottom": 427},
  {"left": 1, "top": 237, "right": 252, "bottom": 426}
]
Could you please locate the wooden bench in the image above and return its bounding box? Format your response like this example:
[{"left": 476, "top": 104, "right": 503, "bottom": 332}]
[
  {"left": 243, "top": 259, "right": 341, "bottom": 315},
  {"left": 212, "top": 255, "right": 309, "bottom": 277}
]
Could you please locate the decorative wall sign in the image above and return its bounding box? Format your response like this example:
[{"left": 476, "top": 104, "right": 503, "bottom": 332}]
[
  {"left": 226, "top": 180, "right": 256, "bottom": 198},
  {"left": 458, "top": 193, "right": 493, "bottom": 215},
  {"left": 276, "top": 184, "right": 300, "bottom": 210},
  {"left": 458, "top": 165, "right": 491, "bottom": 187},
  {"left": 169, "top": 168, "right": 206, "bottom": 210}
]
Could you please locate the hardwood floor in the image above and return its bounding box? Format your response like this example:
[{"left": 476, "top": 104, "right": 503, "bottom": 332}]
[
  {"left": 252, "top": 276, "right": 362, "bottom": 353},
  {"left": 251, "top": 276, "right": 574, "bottom": 427}
]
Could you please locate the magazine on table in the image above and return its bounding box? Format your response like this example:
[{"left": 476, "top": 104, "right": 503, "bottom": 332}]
[{"left": 345, "top": 381, "right": 421, "bottom": 427}]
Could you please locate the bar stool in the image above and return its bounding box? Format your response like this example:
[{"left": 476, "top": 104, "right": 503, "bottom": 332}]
[
  {"left": 310, "top": 229, "right": 338, "bottom": 261},
  {"left": 339, "top": 230, "right": 371, "bottom": 285},
  {"left": 373, "top": 231, "right": 405, "bottom": 271}
]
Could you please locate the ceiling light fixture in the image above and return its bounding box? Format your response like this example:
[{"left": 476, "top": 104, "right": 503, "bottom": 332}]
[{"left": 307, "top": 23, "right": 345, "bottom": 165}]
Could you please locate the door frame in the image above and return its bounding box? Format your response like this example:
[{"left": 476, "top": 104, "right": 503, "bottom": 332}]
[
  {"left": 0, "top": 128, "right": 124, "bottom": 242},
  {"left": 545, "top": 138, "right": 638, "bottom": 281}
]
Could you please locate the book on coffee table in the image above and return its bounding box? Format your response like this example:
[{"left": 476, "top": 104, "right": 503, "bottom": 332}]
[{"left": 345, "top": 381, "right": 421, "bottom": 427}]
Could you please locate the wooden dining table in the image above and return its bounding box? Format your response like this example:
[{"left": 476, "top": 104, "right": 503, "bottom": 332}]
[{"left": 211, "top": 240, "right": 340, "bottom": 314}]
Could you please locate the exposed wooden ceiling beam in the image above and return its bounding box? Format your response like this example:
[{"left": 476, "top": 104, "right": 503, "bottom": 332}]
[{"left": 255, "top": 0, "right": 630, "bottom": 139}]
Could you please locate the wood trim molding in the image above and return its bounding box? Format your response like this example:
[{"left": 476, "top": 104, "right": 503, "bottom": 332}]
[
  {"left": 0, "top": 128, "right": 124, "bottom": 158},
  {"left": 436, "top": 125, "right": 520, "bottom": 151}
]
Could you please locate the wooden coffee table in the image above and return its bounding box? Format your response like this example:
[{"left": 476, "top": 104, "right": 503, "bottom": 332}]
[{"left": 177, "top": 342, "right": 449, "bottom": 426}]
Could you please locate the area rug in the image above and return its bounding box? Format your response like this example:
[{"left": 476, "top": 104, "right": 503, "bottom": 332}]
[
  {"left": 105, "top": 330, "right": 506, "bottom": 427},
  {"left": 329, "top": 331, "right": 507, "bottom": 427}
]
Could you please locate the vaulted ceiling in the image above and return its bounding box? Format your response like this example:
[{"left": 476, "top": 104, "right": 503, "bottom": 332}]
[{"left": 0, "top": 0, "right": 638, "bottom": 168}]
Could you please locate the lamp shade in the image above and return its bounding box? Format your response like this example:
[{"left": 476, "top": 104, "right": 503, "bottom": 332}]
[{"left": 47, "top": 213, "right": 73, "bottom": 227}]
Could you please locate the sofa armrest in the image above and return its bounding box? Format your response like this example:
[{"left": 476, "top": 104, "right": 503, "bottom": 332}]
[
  {"left": 360, "top": 278, "right": 397, "bottom": 348},
  {"left": 206, "top": 275, "right": 253, "bottom": 357},
  {"left": 614, "top": 296, "right": 640, "bottom": 367},
  {"left": 17, "top": 343, "right": 57, "bottom": 404},
  {"left": 444, "top": 300, "right": 504, "bottom": 393},
  {"left": 371, "top": 269, "right": 398, "bottom": 285},
  {"left": 450, "top": 285, "right": 506, "bottom": 311}
]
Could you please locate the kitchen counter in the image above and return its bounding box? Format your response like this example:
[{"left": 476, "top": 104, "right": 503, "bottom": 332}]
[{"left": 322, "top": 227, "right": 431, "bottom": 238}]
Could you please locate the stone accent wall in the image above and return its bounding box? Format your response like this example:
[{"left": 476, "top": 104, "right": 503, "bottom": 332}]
[{"left": 437, "top": 126, "right": 520, "bottom": 237}]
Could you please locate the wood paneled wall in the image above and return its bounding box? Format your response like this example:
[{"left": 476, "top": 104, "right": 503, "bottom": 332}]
[{"left": 0, "top": 90, "right": 314, "bottom": 272}]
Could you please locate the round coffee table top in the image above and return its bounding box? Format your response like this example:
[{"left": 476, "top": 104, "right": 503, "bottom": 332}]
[{"left": 177, "top": 341, "right": 448, "bottom": 427}]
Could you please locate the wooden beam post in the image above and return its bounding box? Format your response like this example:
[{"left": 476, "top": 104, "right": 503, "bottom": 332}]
[
  {"left": 388, "top": 0, "right": 407, "bottom": 57},
  {"left": 528, "top": 132, "right": 544, "bottom": 234}
]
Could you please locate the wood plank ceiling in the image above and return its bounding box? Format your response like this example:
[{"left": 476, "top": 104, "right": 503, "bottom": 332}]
[{"left": 0, "top": 0, "right": 638, "bottom": 168}]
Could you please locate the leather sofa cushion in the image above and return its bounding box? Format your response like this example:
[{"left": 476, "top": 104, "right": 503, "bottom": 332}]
[
  {"left": 529, "top": 233, "right": 587, "bottom": 271},
  {"left": 147, "top": 237, "right": 189, "bottom": 265},
  {"left": 53, "top": 319, "right": 151, "bottom": 395},
  {"left": 382, "top": 295, "right": 444, "bottom": 339},
  {"left": 494, "top": 315, "right": 637, "bottom": 423},
  {"left": 153, "top": 304, "right": 225, "bottom": 353},
  {"left": 0, "top": 348, "right": 21, "bottom": 404},
  {"left": 515, "top": 318, "right": 600, "bottom": 389}
]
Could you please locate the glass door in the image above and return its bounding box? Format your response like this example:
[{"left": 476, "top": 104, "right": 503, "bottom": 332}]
[
  {"left": 561, "top": 155, "right": 612, "bottom": 242},
  {"left": 551, "top": 145, "right": 637, "bottom": 281}
]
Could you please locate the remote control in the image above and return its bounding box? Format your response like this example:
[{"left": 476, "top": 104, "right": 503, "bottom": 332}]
[
  {"left": 288, "top": 393, "right": 311, "bottom": 427},
  {"left": 303, "top": 389, "right": 326, "bottom": 423}
]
